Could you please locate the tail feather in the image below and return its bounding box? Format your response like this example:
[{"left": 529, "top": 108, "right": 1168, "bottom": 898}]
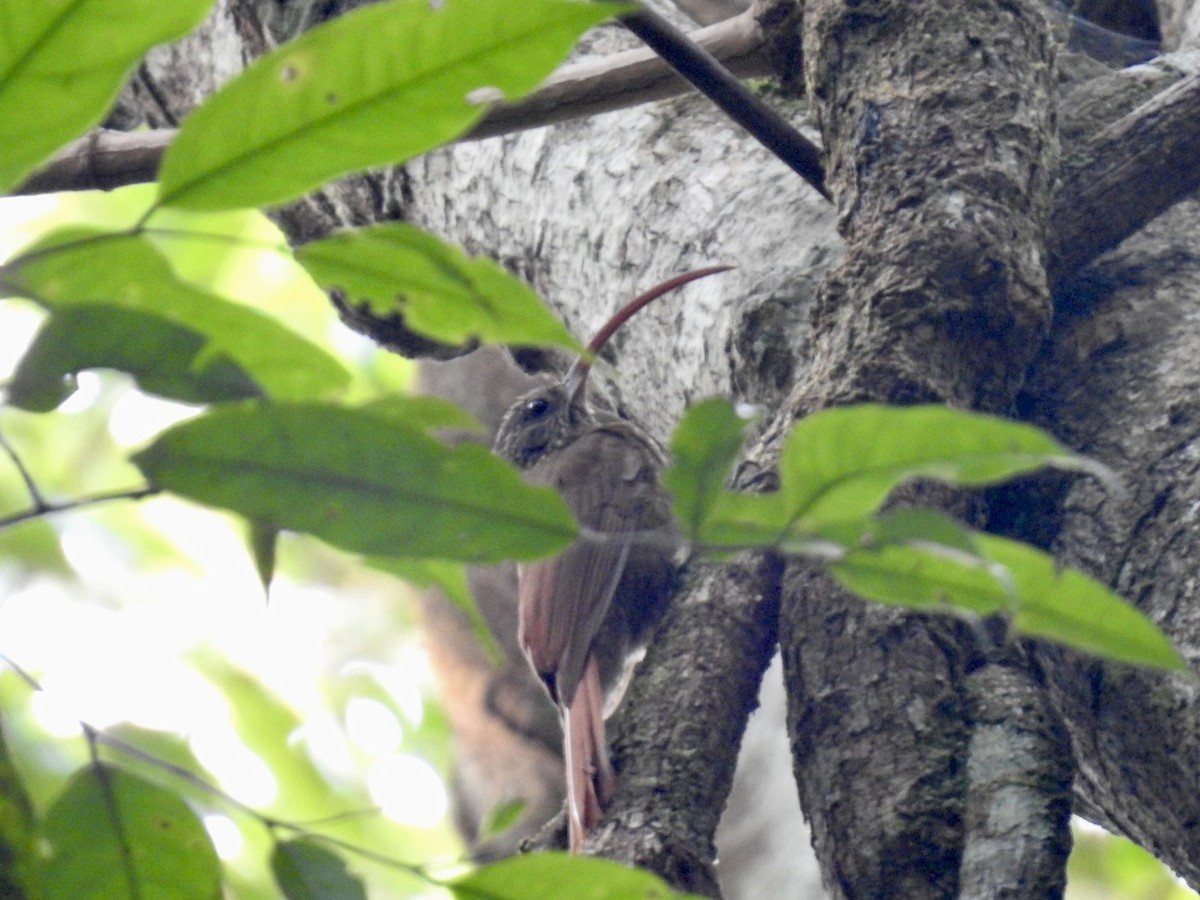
[{"left": 562, "top": 656, "right": 616, "bottom": 853}]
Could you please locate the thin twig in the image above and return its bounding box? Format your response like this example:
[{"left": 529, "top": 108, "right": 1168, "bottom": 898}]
[
  {"left": 0, "top": 487, "right": 160, "bottom": 530},
  {"left": 615, "top": 5, "right": 829, "bottom": 198},
  {"left": 0, "top": 427, "right": 46, "bottom": 508}
]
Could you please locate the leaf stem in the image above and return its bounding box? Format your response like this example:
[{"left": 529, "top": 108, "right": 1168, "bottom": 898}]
[
  {"left": 0, "top": 226, "right": 140, "bottom": 274},
  {"left": 0, "top": 486, "right": 161, "bottom": 530},
  {"left": 138, "top": 226, "right": 292, "bottom": 255}
]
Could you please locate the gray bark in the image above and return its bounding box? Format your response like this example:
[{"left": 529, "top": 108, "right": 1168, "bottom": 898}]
[
  {"left": 109, "top": 0, "right": 1200, "bottom": 896},
  {"left": 776, "top": 7, "right": 1057, "bottom": 894},
  {"left": 1018, "top": 191, "right": 1200, "bottom": 883},
  {"left": 959, "top": 664, "right": 1073, "bottom": 899},
  {"left": 1157, "top": 0, "right": 1200, "bottom": 48}
]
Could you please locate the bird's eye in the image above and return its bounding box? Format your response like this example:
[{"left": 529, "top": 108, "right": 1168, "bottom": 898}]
[{"left": 525, "top": 397, "right": 550, "bottom": 419}]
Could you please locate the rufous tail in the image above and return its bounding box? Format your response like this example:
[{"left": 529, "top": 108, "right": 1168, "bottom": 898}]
[{"left": 562, "top": 655, "right": 617, "bottom": 853}]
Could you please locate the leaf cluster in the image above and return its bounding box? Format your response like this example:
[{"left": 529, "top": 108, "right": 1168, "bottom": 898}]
[{"left": 668, "top": 400, "right": 1176, "bottom": 669}]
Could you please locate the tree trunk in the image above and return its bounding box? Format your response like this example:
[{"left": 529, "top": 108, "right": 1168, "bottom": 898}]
[{"left": 777, "top": 2, "right": 1058, "bottom": 896}]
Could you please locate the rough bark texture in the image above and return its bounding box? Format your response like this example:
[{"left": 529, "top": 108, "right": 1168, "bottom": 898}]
[
  {"left": 1016, "top": 193, "right": 1200, "bottom": 885},
  {"left": 590, "top": 556, "right": 782, "bottom": 895},
  {"left": 776, "top": 3, "right": 1057, "bottom": 895},
  {"left": 959, "top": 664, "right": 1073, "bottom": 899},
  {"left": 1050, "top": 66, "right": 1200, "bottom": 284},
  {"left": 1157, "top": 0, "right": 1200, "bottom": 48},
  {"left": 108, "top": 0, "right": 1200, "bottom": 896},
  {"left": 797, "top": 0, "right": 1056, "bottom": 413}
]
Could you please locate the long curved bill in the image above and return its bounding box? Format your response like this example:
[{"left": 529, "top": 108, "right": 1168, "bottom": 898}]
[{"left": 563, "top": 264, "right": 734, "bottom": 406}]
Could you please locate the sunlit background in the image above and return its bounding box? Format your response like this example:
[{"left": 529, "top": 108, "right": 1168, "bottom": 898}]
[
  {"left": 0, "top": 186, "right": 462, "bottom": 899},
  {"left": 0, "top": 187, "right": 1193, "bottom": 898}
]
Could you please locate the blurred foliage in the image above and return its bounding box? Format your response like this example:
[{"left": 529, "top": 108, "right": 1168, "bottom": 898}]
[
  {"left": 1067, "top": 825, "right": 1196, "bottom": 899},
  {"left": 0, "top": 185, "right": 457, "bottom": 898},
  {"left": 0, "top": 0, "right": 214, "bottom": 192}
]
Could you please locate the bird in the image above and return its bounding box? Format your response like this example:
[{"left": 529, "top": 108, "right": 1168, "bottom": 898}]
[{"left": 492, "top": 266, "right": 731, "bottom": 851}]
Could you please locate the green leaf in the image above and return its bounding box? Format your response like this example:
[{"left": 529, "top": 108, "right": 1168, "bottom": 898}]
[
  {"left": 853, "top": 507, "right": 980, "bottom": 555},
  {"left": 157, "top": 0, "right": 622, "bottom": 211},
  {"left": 131, "top": 402, "right": 577, "bottom": 562},
  {"left": 38, "top": 762, "right": 220, "bottom": 900},
  {"left": 271, "top": 839, "right": 366, "bottom": 900},
  {"left": 827, "top": 518, "right": 1183, "bottom": 671},
  {"left": 7, "top": 304, "right": 262, "bottom": 411},
  {"left": 831, "top": 540, "right": 1010, "bottom": 618},
  {"left": 816, "top": 509, "right": 996, "bottom": 609},
  {"left": 479, "top": 799, "right": 526, "bottom": 841},
  {"left": 0, "top": 0, "right": 213, "bottom": 192},
  {"left": 369, "top": 557, "right": 501, "bottom": 662},
  {"left": 664, "top": 397, "right": 753, "bottom": 540},
  {"left": 357, "top": 393, "right": 483, "bottom": 433},
  {"left": 664, "top": 404, "right": 1107, "bottom": 553},
  {"left": 692, "top": 491, "right": 790, "bottom": 550},
  {"left": 297, "top": 223, "right": 581, "bottom": 351},
  {"left": 451, "top": 852, "right": 703, "bottom": 900},
  {"left": 781, "top": 404, "right": 1104, "bottom": 529},
  {"left": 5, "top": 230, "right": 350, "bottom": 402},
  {"left": 248, "top": 520, "right": 280, "bottom": 595},
  {"left": 976, "top": 534, "right": 1185, "bottom": 670},
  {"left": 0, "top": 714, "right": 37, "bottom": 900}
]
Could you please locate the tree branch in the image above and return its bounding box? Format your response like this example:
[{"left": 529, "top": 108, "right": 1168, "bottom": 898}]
[
  {"left": 0, "top": 425, "right": 161, "bottom": 528},
  {"left": 13, "top": 7, "right": 774, "bottom": 197},
  {"left": 959, "top": 663, "right": 1073, "bottom": 899},
  {"left": 592, "top": 554, "right": 783, "bottom": 896},
  {"left": 13, "top": 129, "right": 174, "bottom": 196},
  {"left": 1048, "top": 70, "right": 1200, "bottom": 288},
  {"left": 474, "top": 4, "right": 775, "bottom": 139},
  {"left": 0, "top": 428, "right": 46, "bottom": 509},
  {"left": 614, "top": 5, "right": 829, "bottom": 198},
  {"left": 17, "top": 24, "right": 1200, "bottom": 319}
]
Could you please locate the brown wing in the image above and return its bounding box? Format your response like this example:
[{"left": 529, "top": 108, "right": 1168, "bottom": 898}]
[{"left": 517, "top": 422, "right": 664, "bottom": 707}]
